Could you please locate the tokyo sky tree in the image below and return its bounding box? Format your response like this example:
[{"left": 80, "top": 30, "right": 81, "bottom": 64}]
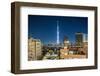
[{"left": 57, "top": 21, "right": 59, "bottom": 44}]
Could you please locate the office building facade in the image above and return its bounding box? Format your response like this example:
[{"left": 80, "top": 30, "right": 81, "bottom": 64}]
[
  {"left": 75, "top": 33, "right": 83, "bottom": 46},
  {"left": 28, "top": 37, "right": 42, "bottom": 61}
]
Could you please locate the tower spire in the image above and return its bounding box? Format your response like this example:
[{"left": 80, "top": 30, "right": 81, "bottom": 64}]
[{"left": 57, "top": 20, "right": 59, "bottom": 44}]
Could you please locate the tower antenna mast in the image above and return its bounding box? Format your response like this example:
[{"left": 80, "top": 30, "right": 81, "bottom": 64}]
[{"left": 57, "top": 20, "right": 59, "bottom": 44}]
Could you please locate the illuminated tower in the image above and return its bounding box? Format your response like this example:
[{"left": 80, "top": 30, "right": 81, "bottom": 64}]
[{"left": 57, "top": 21, "right": 59, "bottom": 44}]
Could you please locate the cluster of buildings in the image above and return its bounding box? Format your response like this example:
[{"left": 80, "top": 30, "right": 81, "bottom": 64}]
[
  {"left": 28, "top": 21, "right": 88, "bottom": 60},
  {"left": 28, "top": 32, "right": 88, "bottom": 61},
  {"left": 60, "top": 32, "right": 88, "bottom": 59}
]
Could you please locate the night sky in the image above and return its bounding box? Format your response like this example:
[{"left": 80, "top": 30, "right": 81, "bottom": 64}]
[{"left": 28, "top": 15, "right": 88, "bottom": 44}]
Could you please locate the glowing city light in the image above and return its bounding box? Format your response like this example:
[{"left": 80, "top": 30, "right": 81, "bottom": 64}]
[{"left": 57, "top": 21, "right": 60, "bottom": 44}]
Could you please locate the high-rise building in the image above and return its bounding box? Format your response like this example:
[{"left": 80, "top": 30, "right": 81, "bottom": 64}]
[
  {"left": 83, "top": 34, "right": 88, "bottom": 42},
  {"left": 60, "top": 36, "right": 70, "bottom": 59},
  {"left": 83, "top": 34, "right": 88, "bottom": 57},
  {"left": 28, "top": 37, "right": 42, "bottom": 61},
  {"left": 63, "top": 36, "right": 70, "bottom": 48},
  {"left": 75, "top": 32, "right": 83, "bottom": 46}
]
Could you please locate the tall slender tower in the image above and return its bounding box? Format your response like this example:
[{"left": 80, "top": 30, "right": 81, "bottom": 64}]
[{"left": 57, "top": 21, "right": 59, "bottom": 44}]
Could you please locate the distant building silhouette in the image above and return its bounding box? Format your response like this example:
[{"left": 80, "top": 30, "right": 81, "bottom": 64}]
[
  {"left": 75, "top": 32, "right": 83, "bottom": 46},
  {"left": 63, "top": 36, "right": 70, "bottom": 48}
]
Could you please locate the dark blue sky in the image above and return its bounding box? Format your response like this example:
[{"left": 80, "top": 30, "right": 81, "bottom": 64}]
[{"left": 28, "top": 15, "right": 88, "bottom": 44}]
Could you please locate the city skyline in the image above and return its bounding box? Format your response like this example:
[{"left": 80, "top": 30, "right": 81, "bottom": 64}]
[{"left": 28, "top": 15, "right": 88, "bottom": 44}]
